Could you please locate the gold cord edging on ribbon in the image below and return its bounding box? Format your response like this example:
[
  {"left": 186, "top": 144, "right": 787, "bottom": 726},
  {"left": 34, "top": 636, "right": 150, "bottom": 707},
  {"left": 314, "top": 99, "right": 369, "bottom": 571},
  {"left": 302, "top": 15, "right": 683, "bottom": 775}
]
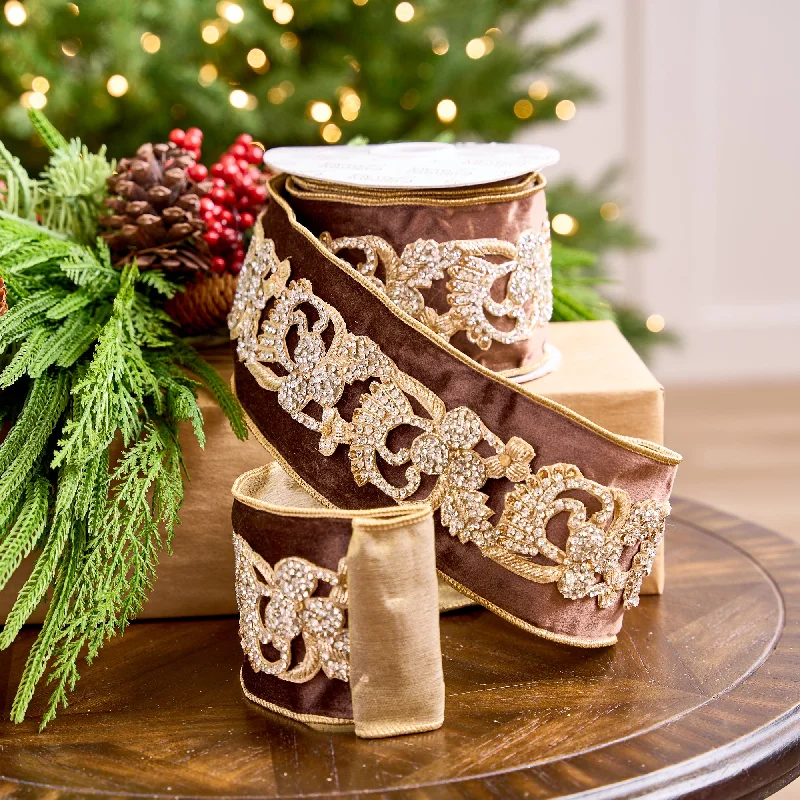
[
  {"left": 284, "top": 172, "right": 545, "bottom": 207},
  {"left": 435, "top": 571, "right": 618, "bottom": 648}
]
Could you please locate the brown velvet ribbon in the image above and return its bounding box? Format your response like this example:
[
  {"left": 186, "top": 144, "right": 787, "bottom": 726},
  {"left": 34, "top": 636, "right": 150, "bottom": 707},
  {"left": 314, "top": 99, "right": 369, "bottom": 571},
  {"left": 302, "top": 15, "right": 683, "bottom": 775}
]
[
  {"left": 284, "top": 173, "right": 550, "bottom": 372},
  {"left": 234, "top": 492, "right": 355, "bottom": 722},
  {"left": 232, "top": 174, "right": 681, "bottom": 647}
]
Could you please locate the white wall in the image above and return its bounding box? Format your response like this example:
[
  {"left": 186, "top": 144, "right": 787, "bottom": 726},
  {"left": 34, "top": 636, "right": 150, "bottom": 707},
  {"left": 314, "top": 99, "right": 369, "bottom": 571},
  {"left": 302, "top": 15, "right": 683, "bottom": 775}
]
[{"left": 519, "top": 0, "right": 800, "bottom": 384}]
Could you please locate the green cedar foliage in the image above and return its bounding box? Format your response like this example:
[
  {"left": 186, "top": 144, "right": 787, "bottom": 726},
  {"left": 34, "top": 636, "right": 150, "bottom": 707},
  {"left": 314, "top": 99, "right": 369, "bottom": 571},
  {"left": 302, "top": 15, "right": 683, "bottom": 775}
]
[{"left": 0, "top": 110, "right": 247, "bottom": 728}]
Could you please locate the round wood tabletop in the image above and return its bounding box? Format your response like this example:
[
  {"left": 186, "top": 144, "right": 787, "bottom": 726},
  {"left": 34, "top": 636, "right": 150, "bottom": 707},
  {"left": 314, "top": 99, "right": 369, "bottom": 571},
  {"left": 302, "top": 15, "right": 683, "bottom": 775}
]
[{"left": 1, "top": 497, "right": 799, "bottom": 799}]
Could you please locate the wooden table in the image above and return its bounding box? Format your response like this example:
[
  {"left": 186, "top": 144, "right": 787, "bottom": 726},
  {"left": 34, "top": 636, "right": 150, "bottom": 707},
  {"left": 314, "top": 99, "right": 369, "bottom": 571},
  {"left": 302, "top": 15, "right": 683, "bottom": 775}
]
[{"left": 1, "top": 498, "right": 799, "bottom": 799}]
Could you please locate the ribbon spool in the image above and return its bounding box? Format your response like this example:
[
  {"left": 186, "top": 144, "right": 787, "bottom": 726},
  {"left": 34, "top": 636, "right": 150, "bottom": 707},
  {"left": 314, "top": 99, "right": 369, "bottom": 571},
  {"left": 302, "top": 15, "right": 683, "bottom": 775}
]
[{"left": 266, "top": 142, "right": 562, "bottom": 379}]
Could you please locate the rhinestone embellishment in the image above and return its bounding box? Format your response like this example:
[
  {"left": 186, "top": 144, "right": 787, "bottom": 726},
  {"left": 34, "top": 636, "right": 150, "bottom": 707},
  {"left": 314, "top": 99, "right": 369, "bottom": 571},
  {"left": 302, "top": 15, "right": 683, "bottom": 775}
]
[
  {"left": 320, "top": 224, "right": 552, "bottom": 350},
  {"left": 229, "top": 223, "right": 669, "bottom": 611},
  {"left": 233, "top": 533, "right": 349, "bottom": 683}
]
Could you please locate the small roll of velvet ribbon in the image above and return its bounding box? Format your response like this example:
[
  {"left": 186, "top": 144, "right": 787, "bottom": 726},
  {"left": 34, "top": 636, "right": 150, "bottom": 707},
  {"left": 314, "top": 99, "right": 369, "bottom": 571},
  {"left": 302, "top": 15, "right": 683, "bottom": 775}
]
[
  {"left": 232, "top": 463, "right": 445, "bottom": 738},
  {"left": 284, "top": 172, "right": 553, "bottom": 376}
]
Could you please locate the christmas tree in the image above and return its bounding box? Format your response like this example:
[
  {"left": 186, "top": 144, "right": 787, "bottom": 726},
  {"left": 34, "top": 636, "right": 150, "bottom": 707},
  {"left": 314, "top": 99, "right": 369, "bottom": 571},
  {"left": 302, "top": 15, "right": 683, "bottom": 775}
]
[{"left": 0, "top": 0, "right": 667, "bottom": 353}]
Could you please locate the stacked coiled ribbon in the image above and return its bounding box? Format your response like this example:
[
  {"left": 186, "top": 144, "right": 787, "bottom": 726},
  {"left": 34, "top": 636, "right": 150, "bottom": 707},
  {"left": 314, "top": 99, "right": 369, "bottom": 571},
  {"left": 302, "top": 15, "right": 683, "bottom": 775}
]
[{"left": 228, "top": 172, "right": 681, "bottom": 737}]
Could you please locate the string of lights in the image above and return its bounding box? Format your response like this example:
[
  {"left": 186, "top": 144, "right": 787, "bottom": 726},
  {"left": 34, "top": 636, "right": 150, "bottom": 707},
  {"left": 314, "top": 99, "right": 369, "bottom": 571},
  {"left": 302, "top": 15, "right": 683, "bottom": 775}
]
[
  {"left": 5, "top": 0, "right": 584, "bottom": 143},
  {"left": 0, "top": 0, "right": 664, "bottom": 344}
]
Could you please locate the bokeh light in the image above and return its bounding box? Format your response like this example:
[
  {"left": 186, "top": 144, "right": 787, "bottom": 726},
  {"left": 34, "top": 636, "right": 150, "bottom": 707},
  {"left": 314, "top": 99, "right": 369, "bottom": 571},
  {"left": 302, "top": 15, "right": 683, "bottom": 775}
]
[
  {"left": 436, "top": 98, "right": 457, "bottom": 123},
  {"left": 4, "top": 1, "right": 27, "bottom": 26},
  {"left": 552, "top": 213, "right": 577, "bottom": 235},
  {"left": 431, "top": 36, "right": 448, "bottom": 55},
  {"left": 513, "top": 99, "right": 533, "bottom": 119},
  {"left": 201, "top": 22, "right": 222, "bottom": 43},
  {"left": 555, "top": 99, "right": 576, "bottom": 120},
  {"left": 247, "top": 48, "right": 269, "bottom": 72},
  {"left": 31, "top": 76, "right": 49, "bottom": 94},
  {"left": 217, "top": 1, "right": 244, "bottom": 23},
  {"left": 61, "top": 39, "right": 80, "bottom": 57},
  {"left": 20, "top": 91, "right": 47, "bottom": 110},
  {"left": 229, "top": 89, "right": 248, "bottom": 108},
  {"left": 309, "top": 101, "right": 333, "bottom": 122},
  {"left": 600, "top": 202, "right": 620, "bottom": 221},
  {"left": 273, "top": 2, "right": 294, "bottom": 24},
  {"left": 395, "top": 2, "right": 414, "bottom": 22},
  {"left": 198, "top": 63, "right": 218, "bottom": 86},
  {"left": 321, "top": 123, "right": 342, "bottom": 143},
  {"left": 466, "top": 38, "right": 486, "bottom": 59},
  {"left": 141, "top": 32, "right": 161, "bottom": 53},
  {"left": 106, "top": 74, "right": 129, "bottom": 97},
  {"left": 528, "top": 80, "right": 548, "bottom": 100}
]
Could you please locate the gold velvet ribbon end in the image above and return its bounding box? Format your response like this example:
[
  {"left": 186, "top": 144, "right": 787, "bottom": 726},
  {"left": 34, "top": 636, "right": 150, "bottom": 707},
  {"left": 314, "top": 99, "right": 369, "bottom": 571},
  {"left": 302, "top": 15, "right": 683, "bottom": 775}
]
[{"left": 348, "top": 508, "right": 445, "bottom": 738}]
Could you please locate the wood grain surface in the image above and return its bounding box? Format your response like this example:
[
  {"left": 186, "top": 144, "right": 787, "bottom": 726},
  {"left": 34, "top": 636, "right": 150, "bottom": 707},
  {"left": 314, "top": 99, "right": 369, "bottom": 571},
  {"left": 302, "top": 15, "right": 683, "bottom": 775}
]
[{"left": 0, "top": 497, "right": 798, "bottom": 799}]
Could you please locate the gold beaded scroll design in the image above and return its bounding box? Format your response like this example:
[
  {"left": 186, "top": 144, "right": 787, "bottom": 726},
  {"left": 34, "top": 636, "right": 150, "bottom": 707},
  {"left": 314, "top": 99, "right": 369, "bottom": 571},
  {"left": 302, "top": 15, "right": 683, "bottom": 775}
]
[
  {"left": 319, "top": 224, "right": 552, "bottom": 351},
  {"left": 233, "top": 532, "right": 350, "bottom": 683},
  {"left": 229, "top": 228, "right": 669, "bottom": 612}
]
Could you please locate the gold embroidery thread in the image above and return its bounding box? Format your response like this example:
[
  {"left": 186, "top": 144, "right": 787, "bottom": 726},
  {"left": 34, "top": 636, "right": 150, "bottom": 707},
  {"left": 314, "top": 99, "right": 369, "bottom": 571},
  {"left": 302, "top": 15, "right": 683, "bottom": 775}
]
[
  {"left": 229, "top": 226, "right": 668, "bottom": 611},
  {"left": 233, "top": 533, "right": 349, "bottom": 683},
  {"left": 320, "top": 226, "right": 552, "bottom": 350}
]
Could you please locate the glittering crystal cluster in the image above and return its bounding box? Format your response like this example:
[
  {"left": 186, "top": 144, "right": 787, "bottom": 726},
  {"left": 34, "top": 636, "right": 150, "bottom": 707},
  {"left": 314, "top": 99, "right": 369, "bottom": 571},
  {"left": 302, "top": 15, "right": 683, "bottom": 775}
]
[
  {"left": 233, "top": 533, "right": 349, "bottom": 683},
  {"left": 321, "top": 224, "right": 552, "bottom": 350},
  {"left": 495, "top": 464, "right": 669, "bottom": 609},
  {"left": 230, "top": 227, "right": 670, "bottom": 611},
  {"left": 620, "top": 500, "right": 670, "bottom": 608},
  {"left": 228, "top": 226, "right": 291, "bottom": 366}
]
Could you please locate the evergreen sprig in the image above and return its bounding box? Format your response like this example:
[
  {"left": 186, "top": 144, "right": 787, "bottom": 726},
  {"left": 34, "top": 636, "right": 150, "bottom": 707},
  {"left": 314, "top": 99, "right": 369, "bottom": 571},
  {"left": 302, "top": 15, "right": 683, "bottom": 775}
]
[{"left": 0, "top": 111, "right": 246, "bottom": 728}]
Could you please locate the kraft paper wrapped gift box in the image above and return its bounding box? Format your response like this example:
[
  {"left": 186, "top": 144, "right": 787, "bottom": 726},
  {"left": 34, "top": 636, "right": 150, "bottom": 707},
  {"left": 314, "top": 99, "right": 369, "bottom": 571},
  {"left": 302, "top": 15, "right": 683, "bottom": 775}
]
[{"left": 2, "top": 320, "right": 665, "bottom": 623}]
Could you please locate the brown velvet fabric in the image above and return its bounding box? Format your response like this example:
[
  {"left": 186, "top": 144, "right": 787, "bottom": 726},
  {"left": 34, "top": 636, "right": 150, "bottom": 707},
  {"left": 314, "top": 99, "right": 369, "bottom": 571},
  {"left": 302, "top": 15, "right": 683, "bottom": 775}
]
[
  {"left": 289, "top": 179, "right": 547, "bottom": 249},
  {"left": 241, "top": 660, "right": 352, "bottom": 722},
  {"left": 232, "top": 499, "right": 353, "bottom": 720},
  {"left": 232, "top": 176, "right": 679, "bottom": 642},
  {"left": 289, "top": 178, "right": 550, "bottom": 372}
]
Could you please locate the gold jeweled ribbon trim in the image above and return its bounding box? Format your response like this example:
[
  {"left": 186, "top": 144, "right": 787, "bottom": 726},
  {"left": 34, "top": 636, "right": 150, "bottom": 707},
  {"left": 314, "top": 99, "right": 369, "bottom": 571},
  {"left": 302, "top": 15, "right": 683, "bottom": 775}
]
[
  {"left": 229, "top": 225, "right": 669, "bottom": 612},
  {"left": 319, "top": 224, "right": 552, "bottom": 351},
  {"left": 233, "top": 461, "right": 621, "bottom": 649},
  {"left": 234, "top": 532, "right": 350, "bottom": 683}
]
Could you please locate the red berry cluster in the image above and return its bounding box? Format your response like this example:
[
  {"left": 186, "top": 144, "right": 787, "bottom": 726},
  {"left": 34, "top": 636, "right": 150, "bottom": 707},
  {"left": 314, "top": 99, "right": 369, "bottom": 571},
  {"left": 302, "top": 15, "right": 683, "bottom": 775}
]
[
  {"left": 166, "top": 129, "right": 268, "bottom": 276},
  {"left": 168, "top": 126, "right": 205, "bottom": 160},
  {"left": 201, "top": 134, "right": 267, "bottom": 275}
]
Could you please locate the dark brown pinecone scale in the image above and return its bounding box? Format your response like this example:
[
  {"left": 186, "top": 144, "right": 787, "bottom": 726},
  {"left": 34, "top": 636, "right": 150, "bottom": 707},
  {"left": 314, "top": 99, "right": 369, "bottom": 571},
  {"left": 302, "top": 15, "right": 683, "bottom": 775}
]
[{"left": 101, "top": 142, "right": 213, "bottom": 272}]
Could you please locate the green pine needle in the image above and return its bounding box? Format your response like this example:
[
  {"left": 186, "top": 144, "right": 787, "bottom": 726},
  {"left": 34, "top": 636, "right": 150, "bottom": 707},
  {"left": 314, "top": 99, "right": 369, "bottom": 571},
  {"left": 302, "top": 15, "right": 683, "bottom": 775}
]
[
  {"left": 28, "top": 109, "right": 69, "bottom": 153},
  {"left": 0, "top": 476, "right": 50, "bottom": 591},
  {"left": 174, "top": 343, "right": 248, "bottom": 441}
]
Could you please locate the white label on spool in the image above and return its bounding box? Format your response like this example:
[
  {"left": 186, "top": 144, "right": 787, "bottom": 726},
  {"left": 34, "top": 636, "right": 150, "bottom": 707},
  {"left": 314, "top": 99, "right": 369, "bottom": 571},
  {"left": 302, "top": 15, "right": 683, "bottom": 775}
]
[{"left": 264, "top": 142, "right": 560, "bottom": 189}]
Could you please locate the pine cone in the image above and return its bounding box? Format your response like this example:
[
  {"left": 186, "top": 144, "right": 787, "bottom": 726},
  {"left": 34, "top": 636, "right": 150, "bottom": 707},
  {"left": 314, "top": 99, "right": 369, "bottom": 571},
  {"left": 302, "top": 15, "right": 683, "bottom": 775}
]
[
  {"left": 101, "top": 142, "right": 213, "bottom": 272},
  {"left": 0, "top": 276, "right": 7, "bottom": 317},
  {"left": 164, "top": 272, "right": 238, "bottom": 334}
]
